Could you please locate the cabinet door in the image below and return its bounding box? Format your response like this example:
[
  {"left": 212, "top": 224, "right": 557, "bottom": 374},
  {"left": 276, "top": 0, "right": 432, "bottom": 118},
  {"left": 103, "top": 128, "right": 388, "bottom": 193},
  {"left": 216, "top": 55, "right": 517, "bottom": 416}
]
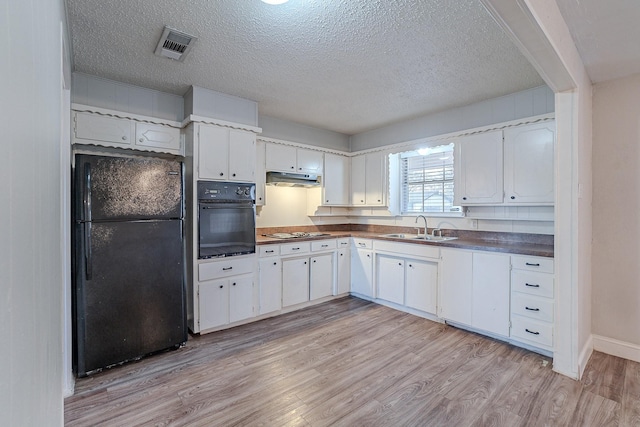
[
  {"left": 365, "top": 152, "right": 385, "bottom": 205},
  {"left": 228, "top": 130, "right": 256, "bottom": 182},
  {"left": 406, "top": 259, "right": 438, "bottom": 314},
  {"left": 282, "top": 258, "right": 310, "bottom": 307},
  {"left": 377, "top": 255, "right": 405, "bottom": 305},
  {"left": 134, "top": 122, "right": 181, "bottom": 153},
  {"left": 323, "top": 153, "right": 350, "bottom": 205},
  {"left": 297, "top": 148, "right": 324, "bottom": 175},
  {"left": 74, "top": 112, "right": 132, "bottom": 146},
  {"left": 199, "top": 279, "right": 229, "bottom": 330},
  {"left": 255, "top": 140, "right": 266, "bottom": 206},
  {"left": 351, "top": 248, "right": 373, "bottom": 298},
  {"left": 259, "top": 258, "right": 282, "bottom": 314},
  {"left": 439, "top": 248, "right": 472, "bottom": 325},
  {"left": 472, "top": 252, "right": 511, "bottom": 337},
  {"left": 456, "top": 131, "right": 503, "bottom": 204},
  {"left": 229, "top": 276, "right": 254, "bottom": 323},
  {"left": 336, "top": 248, "right": 351, "bottom": 295},
  {"left": 265, "top": 143, "right": 296, "bottom": 172},
  {"left": 504, "top": 121, "right": 555, "bottom": 204},
  {"left": 198, "top": 125, "right": 229, "bottom": 180},
  {"left": 350, "top": 155, "right": 366, "bottom": 205},
  {"left": 310, "top": 253, "right": 333, "bottom": 300}
]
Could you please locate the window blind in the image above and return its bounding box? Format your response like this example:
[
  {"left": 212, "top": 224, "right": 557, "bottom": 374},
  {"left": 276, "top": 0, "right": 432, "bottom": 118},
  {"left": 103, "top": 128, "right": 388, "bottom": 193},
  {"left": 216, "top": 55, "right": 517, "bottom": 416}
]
[{"left": 401, "top": 144, "right": 454, "bottom": 213}]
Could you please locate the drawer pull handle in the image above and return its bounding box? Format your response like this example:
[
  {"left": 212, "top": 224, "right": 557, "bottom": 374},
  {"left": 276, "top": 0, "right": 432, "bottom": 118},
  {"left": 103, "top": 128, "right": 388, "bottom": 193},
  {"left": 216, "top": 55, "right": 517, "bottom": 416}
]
[
  {"left": 525, "top": 328, "right": 540, "bottom": 335},
  {"left": 525, "top": 262, "right": 540, "bottom": 267},
  {"left": 292, "top": 247, "right": 300, "bottom": 251},
  {"left": 525, "top": 283, "right": 540, "bottom": 288},
  {"left": 266, "top": 250, "right": 274, "bottom": 253},
  {"left": 359, "top": 243, "right": 366, "bottom": 247},
  {"left": 222, "top": 267, "right": 233, "bottom": 271},
  {"left": 525, "top": 306, "right": 540, "bottom": 312},
  {"left": 321, "top": 244, "right": 329, "bottom": 248}
]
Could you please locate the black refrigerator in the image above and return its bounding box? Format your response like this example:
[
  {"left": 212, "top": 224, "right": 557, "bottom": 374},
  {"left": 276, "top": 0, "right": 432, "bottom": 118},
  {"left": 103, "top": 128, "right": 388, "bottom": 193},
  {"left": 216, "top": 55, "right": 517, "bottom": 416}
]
[{"left": 72, "top": 154, "right": 187, "bottom": 377}]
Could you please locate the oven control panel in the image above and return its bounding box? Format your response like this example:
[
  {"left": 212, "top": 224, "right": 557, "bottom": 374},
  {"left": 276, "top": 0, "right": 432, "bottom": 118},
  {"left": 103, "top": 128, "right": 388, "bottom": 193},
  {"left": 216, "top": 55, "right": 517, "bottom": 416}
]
[{"left": 197, "top": 181, "right": 255, "bottom": 202}]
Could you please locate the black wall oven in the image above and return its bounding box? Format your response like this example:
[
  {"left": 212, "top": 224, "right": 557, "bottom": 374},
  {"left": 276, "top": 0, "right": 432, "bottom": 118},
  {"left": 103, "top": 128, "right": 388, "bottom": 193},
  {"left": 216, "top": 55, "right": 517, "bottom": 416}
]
[{"left": 197, "top": 181, "right": 256, "bottom": 259}]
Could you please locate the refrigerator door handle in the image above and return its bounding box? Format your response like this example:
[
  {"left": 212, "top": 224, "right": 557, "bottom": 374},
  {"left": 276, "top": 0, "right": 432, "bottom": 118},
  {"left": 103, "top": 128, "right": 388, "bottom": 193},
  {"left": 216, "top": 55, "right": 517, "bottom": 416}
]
[
  {"left": 85, "top": 222, "right": 92, "bottom": 280},
  {"left": 84, "top": 163, "right": 93, "bottom": 280}
]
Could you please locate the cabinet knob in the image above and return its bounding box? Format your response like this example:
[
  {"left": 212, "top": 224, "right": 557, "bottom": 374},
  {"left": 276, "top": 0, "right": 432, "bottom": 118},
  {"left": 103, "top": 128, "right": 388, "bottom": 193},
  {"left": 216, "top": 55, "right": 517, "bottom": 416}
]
[
  {"left": 139, "top": 138, "right": 144, "bottom": 143},
  {"left": 462, "top": 197, "right": 467, "bottom": 200},
  {"left": 313, "top": 260, "right": 316, "bottom": 263},
  {"left": 378, "top": 199, "right": 381, "bottom": 202},
  {"left": 299, "top": 167, "right": 302, "bottom": 170},
  {"left": 219, "top": 172, "right": 224, "bottom": 176},
  {"left": 304, "top": 261, "right": 307, "bottom": 264},
  {"left": 219, "top": 285, "right": 223, "bottom": 289},
  {"left": 398, "top": 262, "right": 402, "bottom": 266},
  {"left": 291, "top": 166, "right": 295, "bottom": 169},
  {"left": 232, "top": 282, "right": 236, "bottom": 286},
  {"left": 511, "top": 196, "right": 516, "bottom": 200},
  {"left": 409, "top": 264, "right": 412, "bottom": 267},
  {"left": 360, "top": 200, "right": 364, "bottom": 203},
  {"left": 259, "top": 197, "right": 263, "bottom": 201},
  {"left": 232, "top": 173, "right": 236, "bottom": 177},
  {"left": 273, "top": 262, "right": 277, "bottom": 265},
  {"left": 122, "top": 136, "right": 127, "bottom": 141},
  {"left": 326, "top": 200, "right": 329, "bottom": 203}
]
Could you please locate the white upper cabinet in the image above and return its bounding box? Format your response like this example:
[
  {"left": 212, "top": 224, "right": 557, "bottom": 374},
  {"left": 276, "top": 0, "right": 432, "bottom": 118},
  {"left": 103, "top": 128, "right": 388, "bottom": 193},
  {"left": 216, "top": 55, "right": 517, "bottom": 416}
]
[
  {"left": 198, "top": 124, "right": 256, "bottom": 182},
  {"left": 454, "top": 131, "right": 504, "bottom": 205},
  {"left": 255, "top": 140, "right": 266, "bottom": 206},
  {"left": 73, "top": 110, "right": 181, "bottom": 155},
  {"left": 503, "top": 121, "right": 555, "bottom": 205},
  {"left": 323, "top": 153, "right": 350, "bottom": 205},
  {"left": 350, "top": 152, "right": 386, "bottom": 206},
  {"left": 265, "top": 143, "right": 323, "bottom": 175}
]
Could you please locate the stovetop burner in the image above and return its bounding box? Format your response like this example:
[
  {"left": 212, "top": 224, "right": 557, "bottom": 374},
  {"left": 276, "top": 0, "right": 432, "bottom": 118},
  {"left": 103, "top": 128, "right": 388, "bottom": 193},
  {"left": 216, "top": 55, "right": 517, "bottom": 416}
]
[{"left": 262, "top": 232, "right": 330, "bottom": 239}]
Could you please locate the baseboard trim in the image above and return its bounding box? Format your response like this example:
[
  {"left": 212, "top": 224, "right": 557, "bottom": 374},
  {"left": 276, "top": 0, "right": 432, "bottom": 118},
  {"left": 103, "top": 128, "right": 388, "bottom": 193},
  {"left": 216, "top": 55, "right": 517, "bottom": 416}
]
[
  {"left": 578, "top": 335, "right": 594, "bottom": 379},
  {"left": 593, "top": 334, "right": 640, "bottom": 363}
]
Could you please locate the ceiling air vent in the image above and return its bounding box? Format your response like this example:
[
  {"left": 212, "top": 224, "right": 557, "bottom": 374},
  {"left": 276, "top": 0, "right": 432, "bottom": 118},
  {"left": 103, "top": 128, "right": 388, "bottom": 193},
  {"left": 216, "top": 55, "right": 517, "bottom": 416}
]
[{"left": 154, "top": 26, "right": 197, "bottom": 62}]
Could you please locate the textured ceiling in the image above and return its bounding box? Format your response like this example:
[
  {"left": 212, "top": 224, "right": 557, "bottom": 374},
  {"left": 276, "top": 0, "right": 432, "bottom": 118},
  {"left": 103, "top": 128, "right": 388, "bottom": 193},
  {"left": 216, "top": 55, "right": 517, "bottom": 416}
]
[
  {"left": 66, "top": 0, "right": 544, "bottom": 135},
  {"left": 556, "top": 0, "right": 640, "bottom": 84}
]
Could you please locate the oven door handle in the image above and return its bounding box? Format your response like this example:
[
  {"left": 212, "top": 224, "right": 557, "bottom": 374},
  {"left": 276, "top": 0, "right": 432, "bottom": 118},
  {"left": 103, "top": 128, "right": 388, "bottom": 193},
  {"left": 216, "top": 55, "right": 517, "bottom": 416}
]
[{"left": 199, "top": 203, "right": 254, "bottom": 209}]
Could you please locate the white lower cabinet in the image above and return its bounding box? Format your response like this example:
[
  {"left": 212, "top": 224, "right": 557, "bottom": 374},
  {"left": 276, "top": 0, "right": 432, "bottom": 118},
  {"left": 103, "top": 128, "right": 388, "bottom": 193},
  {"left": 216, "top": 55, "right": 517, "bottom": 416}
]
[
  {"left": 509, "top": 255, "right": 555, "bottom": 351},
  {"left": 405, "top": 259, "right": 438, "bottom": 314},
  {"left": 199, "top": 275, "right": 254, "bottom": 331},
  {"left": 310, "top": 253, "right": 333, "bottom": 300},
  {"left": 282, "top": 257, "right": 310, "bottom": 307},
  {"left": 258, "top": 257, "right": 282, "bottom": 315},
  {"left": 335, "top": 239, "right": 351, "bottom": 295},
  {"left": 440, "top": 248, "right": 510, "bottom": 338},
  {"left": 351, "top": 239, "right": 374, "bottom": 298},
  {"left": 377, "top": 256, "right": 405, "bottom": 305}
]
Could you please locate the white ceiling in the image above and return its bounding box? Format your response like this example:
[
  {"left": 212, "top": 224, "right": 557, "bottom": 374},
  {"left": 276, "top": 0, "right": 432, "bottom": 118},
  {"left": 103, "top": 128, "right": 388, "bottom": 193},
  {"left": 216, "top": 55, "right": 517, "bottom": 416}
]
[
  {"left": 65, "top": 0, "right": 547, "bottom": 135},
  {"left": 556, "top": 0, "right": 640, "bottom": 84}
]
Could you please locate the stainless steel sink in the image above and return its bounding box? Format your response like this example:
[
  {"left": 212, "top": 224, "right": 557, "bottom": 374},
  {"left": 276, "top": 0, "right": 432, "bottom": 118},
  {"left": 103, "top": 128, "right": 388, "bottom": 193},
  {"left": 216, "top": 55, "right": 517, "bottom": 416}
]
[{"left": 378, "top": 233, "right": 457, "bottom": 242}]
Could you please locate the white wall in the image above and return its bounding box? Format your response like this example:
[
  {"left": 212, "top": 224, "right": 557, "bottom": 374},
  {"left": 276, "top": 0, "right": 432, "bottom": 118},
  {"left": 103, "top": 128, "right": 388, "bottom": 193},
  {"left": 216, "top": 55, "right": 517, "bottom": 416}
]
[
  {"left": 349, "top": 86, "right": 554, "bottom": 151},
  {"left": 592, "top": 73, "right": 640, "bottom": 349},
  {"left": 1, "top": 0, "right": 69, "bottom": 424},
  {"left": 259, "top": 115, "right": 351, "bottom": 152}
]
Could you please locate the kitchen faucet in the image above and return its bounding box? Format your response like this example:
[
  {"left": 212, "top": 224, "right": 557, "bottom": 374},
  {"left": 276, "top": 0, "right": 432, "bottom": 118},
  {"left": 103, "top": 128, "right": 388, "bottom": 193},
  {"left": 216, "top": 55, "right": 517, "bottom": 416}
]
[{"left": 415, "top": 215, "right": 428, "bottom": 238}]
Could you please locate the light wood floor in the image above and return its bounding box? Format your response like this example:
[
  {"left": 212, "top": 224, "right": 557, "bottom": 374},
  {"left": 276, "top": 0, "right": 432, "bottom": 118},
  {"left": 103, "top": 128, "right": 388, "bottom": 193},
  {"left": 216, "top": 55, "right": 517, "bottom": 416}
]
[{"left": 65, "top": 297, "right": 640, "bottom": 426}]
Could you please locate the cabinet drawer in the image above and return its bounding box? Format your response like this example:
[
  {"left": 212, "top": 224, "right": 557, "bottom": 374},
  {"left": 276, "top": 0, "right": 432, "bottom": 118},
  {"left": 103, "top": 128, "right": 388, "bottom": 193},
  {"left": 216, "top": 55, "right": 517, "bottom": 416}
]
[
  {"left": 199, "top": 257, "right": 254, "bottom": 282},
  {"left": 511, "top": 270, "right": 554, "bottom": 298},
  {"left": 511, "top": 255, "right": 554, "bottom": 273},
  {"left": 312, "top": 239, "right": 336, "bottom": 252},
  {"left": 352, "top": 238, "right": 373, "bottom": 250},
  {"left": 280, "top": 242, "right": 311, "bottom": 256},
  {"left": 337, "top": 238, "right": 350, "bottom": 248},
  {"left": 512, "top": 292, "right": 554, "bottom": 322},
  {"left": 259, "top": 245, "right": 280, "bottom": 257},
  {"left": 511, "top": 315, "right": 553, "bottom": 348}
]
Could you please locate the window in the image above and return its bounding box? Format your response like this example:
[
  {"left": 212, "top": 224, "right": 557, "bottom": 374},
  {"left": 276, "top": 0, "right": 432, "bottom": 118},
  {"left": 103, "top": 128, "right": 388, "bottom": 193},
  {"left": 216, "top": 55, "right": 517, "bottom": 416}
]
[{"left": 400, "top": 143, "right": 455, "bottom": 214}]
